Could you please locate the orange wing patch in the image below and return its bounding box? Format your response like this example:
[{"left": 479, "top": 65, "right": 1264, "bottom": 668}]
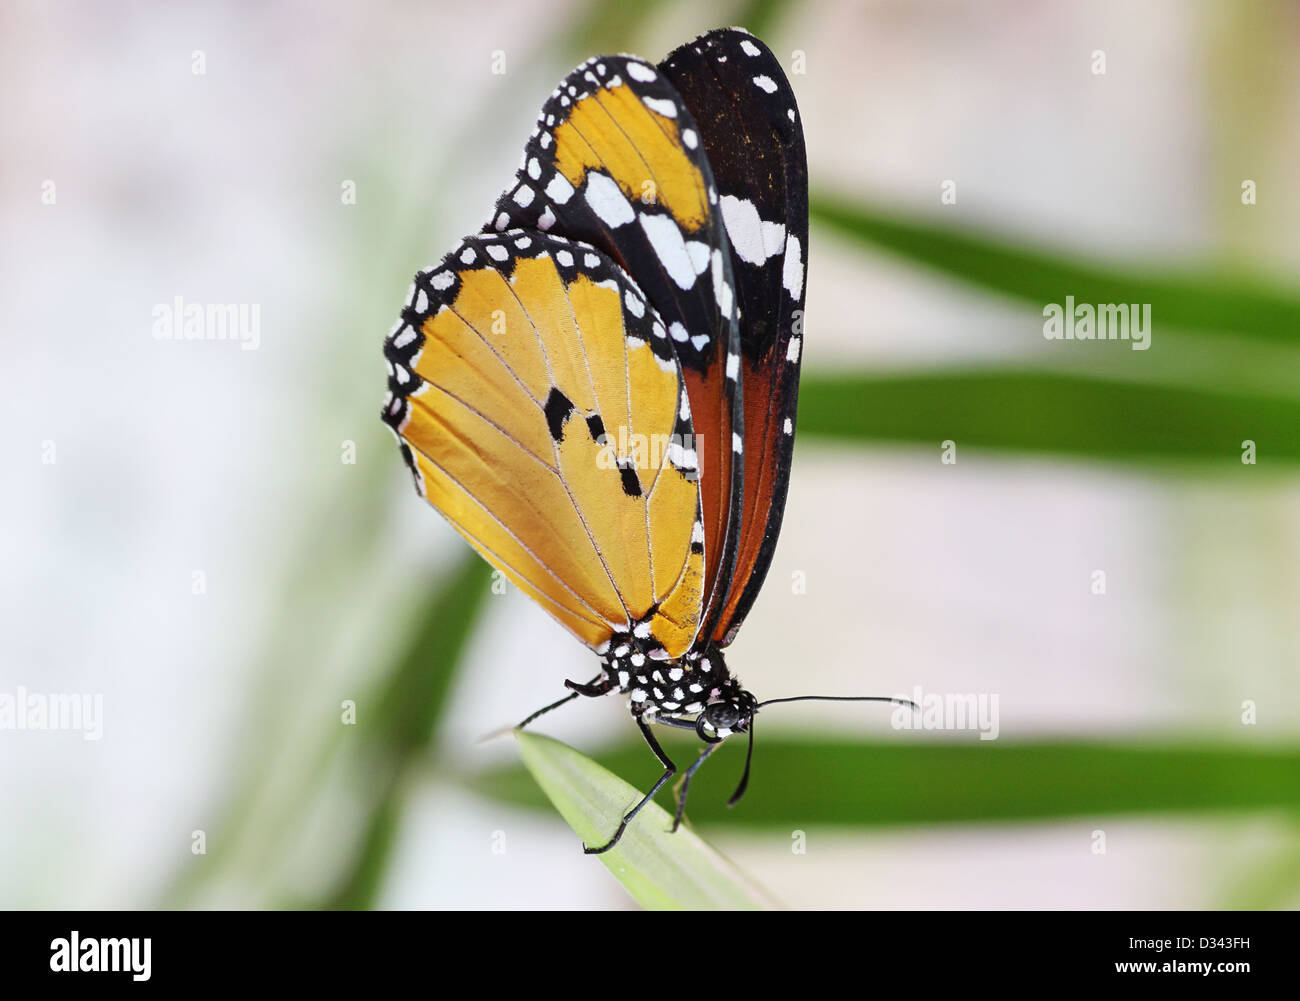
[{"left": 552, "top": 86, "right": 709, "bottom": 232}]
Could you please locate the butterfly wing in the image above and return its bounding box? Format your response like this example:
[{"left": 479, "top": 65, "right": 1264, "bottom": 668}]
[
  {"left": 382, "top": 231, "right": 706, "bottom": 658},
  {"left": 659, "top": 29, "right": 809, "bottom": 646},
  {"left": 483, "top": 53, "right": 746, "bottom": 652}
]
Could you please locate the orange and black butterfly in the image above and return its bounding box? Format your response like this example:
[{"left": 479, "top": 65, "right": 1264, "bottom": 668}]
[{"left": 382, "top": 28, "right": 902, "bottom": 852}]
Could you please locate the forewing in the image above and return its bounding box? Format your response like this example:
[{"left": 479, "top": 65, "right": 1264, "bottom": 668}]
[{"left": 484, "top": 53, "right": 746, "bottom": 651}]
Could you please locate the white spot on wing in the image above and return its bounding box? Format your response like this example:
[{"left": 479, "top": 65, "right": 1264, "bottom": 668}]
[
  {"left": 545, "top": 174, "right": 575, "bottom": 204},
  {"left": 783, "top": 234, "right": 804, "bottom": 299},
  {"left": 719, "top": 196, "right": 789, "bottom": 269},
  {"left": 686, "top": 240, "right": 711, "bottom": 275},
  {"left": 584, "top": 172, "right": 635, "bottom": 227},
  {"left": 639, "top": 213, "right": 697, "bottom": 289},
  {"left": 668, "top": 441, "right": 697, "bottom": 470},
  {"left": 641, "top": 96, "right": 677, "bottom": 118},
  {"left": 711, "top": 249, "right": 734, "bottom": 317}
]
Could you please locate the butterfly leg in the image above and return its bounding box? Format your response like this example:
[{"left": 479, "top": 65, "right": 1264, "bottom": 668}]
[
  {"left": 671, "top": 740, "right": 722, "bottom": 833},
  {"left": 564, "top": 676, "right": 613, "bottom": 697},
  {"left": 583, "top": 716, "right": 676, "bottom": 855},
  {"left": 517, "top": 675, "right": 608, "bottom": 729}
]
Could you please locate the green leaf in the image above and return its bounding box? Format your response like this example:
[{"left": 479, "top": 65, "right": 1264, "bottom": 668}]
[
  {"left": 570, "top": 0, "right": 674, "bottom": 54},
  {"left": 369, "top": 555, "right": 495, "bottom": 759},
  {"left": 811, "top": 195, "right": 1300, "bottom": 345},
  {"left": 483, "top": 737, "right": 1300, "bottom": 828},
  {"left": 513, "top": 730, "right": 777, "bottom": 910},
  {"left": 733, "top": 0, "right": 799, "bottom": 40},
  {"left": 799, "top": 368, "right": 1300, "bottom": 464},
  {"left": 320, "top": 553, "right": 494, "bottom": 910}
]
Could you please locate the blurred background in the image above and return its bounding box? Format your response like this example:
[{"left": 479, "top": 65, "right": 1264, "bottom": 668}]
[{"left": 3, "top": 0, "right": 1299, "bottom": 909}]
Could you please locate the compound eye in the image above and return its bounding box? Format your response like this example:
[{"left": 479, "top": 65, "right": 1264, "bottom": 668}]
[{"left": 706, "top": 702, "right": 740, "bottom": 729}]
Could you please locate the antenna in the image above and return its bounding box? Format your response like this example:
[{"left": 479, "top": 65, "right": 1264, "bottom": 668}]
[{"left": 726, "top": 695, "right": 917, "bottom": 808}]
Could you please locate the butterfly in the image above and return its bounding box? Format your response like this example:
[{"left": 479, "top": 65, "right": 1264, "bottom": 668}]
[{"left": 382, "top": 27, "right": 904, "bottom": 853}]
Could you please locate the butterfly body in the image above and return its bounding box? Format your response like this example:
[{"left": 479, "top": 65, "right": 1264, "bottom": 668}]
[
  {"left": 595, "top": 634, "right": 749, "bottom": 738},
  {"left": 382, "top": 28, "right": 858, "bottom": 852}
]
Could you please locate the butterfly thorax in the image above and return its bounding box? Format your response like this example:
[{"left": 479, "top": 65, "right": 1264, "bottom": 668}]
[{"left": 600, "top": 636, "right": 750, "bottom": 737}]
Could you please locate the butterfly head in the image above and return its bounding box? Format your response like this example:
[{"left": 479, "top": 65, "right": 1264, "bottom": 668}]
[{"left": 694, "top": 682, "right": 757, "bottom": 743}]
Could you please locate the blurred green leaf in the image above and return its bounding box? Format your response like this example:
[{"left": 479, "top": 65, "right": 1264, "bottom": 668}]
[
  {"left": 811, "top": 195, "right": 1300, "bottom": 345},
  {"left": 369, "top": 556, "right": 495, "bottom": 758},
  {"left": 572, "top": 0, "right": 674, "bottom": 53},
  {"left": 321, "top": 553, "right": 493, "bottom": 910},
  {"left": 319, "top": 771, "right": 405, "bottom": 911},
  {"left": 733, "top": 0, "right": 798, "bottom": 40},
  {"left": 514, "top": 731, "right": 776, "bottom": 909},
  {"left": 479, "top": 737, "right": 1300, "bottom": 828},
  {"left": 1217, "top": 822, "right": 1300, "bottom": 909},
  {"left": 798, "top": 368, "right": 1300, "bottom": 464}
]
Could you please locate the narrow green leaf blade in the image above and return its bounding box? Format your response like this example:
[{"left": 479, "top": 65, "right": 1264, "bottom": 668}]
[
  {"left": 514, "top": 730, "right": 776, "bottom": 910},
  {"left": 321, "top": 553, "right": 494, "bottom": 910},
  {"left": 799, "top": 369, "right": 1300, "bottom": 463},
  {"left": 485, "top": 737, "right": 1300, "bottom": 828},
  {"left": 811, "top": 196, "right": 1300, "bottom": 345},
  {"left": 371, "top": 554, "right": 495, "bottom": 759}
]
